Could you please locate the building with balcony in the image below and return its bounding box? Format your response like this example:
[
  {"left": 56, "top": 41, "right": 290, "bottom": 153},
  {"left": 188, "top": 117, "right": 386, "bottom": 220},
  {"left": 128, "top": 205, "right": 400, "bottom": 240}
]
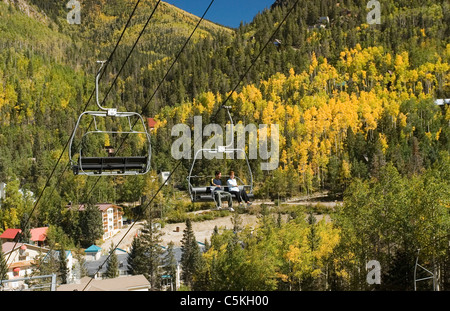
[{"left": 67, "top": 203, "right": 124, "bottom": 241}]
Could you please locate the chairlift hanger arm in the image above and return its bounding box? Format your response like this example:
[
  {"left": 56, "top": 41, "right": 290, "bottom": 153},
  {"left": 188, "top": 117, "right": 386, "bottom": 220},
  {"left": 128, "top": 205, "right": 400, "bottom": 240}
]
[
  {"left": 220, "top": 105, "right": 234, "bottom": 150},
  {"left": 95, "top": 60, "right": 117, "bottom": 116}
]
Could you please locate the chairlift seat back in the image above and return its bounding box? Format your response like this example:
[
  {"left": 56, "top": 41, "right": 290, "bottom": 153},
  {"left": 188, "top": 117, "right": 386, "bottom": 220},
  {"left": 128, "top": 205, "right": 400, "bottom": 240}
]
[{"left": 73, "top": 156, "right": 148, "bottom": 175}]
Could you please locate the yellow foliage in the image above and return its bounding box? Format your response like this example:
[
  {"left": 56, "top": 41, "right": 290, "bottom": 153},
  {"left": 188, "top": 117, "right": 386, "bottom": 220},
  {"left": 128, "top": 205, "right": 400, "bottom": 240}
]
[
  {"left": 61, "top": 98, "right": 69, "bottom": 109},
  {"left": 379, "top": 133, "right": 388, "bottom": 154},
  {"left": 433, "top": 127, "right": 441, "bottom": 141},
  {"left": 309, "top": 52, "right": 318, "bottom": 75},
  {"left": 289, "top": 67, "right": 295, "bottom": 77},
  {"left": 420, "top": 28, "right": 426, "bottom": 37},
  {"left": 104, "top": 133, "right": 110, "bottom": 147},
  {"left": 151, "top": 44, "right": 450, "bottom": 195},
  {"left": 341, "top": 160, "right": 352, "bottom": 179}
]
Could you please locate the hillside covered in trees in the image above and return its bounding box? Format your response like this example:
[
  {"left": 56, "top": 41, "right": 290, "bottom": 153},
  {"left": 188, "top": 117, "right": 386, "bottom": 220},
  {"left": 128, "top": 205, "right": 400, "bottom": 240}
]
[{"left": 0, "top": 0, "right": 449, "bottom": 290}]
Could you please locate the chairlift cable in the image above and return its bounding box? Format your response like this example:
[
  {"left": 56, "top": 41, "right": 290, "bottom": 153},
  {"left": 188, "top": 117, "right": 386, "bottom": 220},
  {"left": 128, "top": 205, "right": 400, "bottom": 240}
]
[
  {"left": 95, "top": 0, "right": 162, "bottom": 112},
  {"left": 80, "top": 0, "right": 300, "bottom": 292},
  {"left": 80, "top": 0, "right": 216, "bottom": 193},
  {"left": 108, "top": 0, "right": 217, "bottom": 159},
  {"left": 0, "top": 0, "right": 145, "bottom": 284},
  {"left": 80, "top": 0, "right": 216, "bottom": 291},
  {"left": 27, "top": 0, "right": 159, "bottom": 206},
  {"left": 51, "top": 0, "right": 160, "bottom": 175},
  {"left": 74, "top": 0, "right": 215, "bottom": 181},
  {"left": 70, "top": 0, "right": 164, "bottom": 176},
  {"left": 19, "top": 0, "right": 148, "bottom": 230}
]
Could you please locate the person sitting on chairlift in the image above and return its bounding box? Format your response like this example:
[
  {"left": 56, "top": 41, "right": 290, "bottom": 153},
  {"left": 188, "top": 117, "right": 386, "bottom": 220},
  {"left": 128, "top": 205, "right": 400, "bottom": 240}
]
[
  {"left": 105, "top": 145, "right": 114, "bottom": 157},
  {"left": 211, "top": 170, "right": 234, "bottom": 211},
  {"left": 227, "top": 170, "right": 252, "bottom": 208}
]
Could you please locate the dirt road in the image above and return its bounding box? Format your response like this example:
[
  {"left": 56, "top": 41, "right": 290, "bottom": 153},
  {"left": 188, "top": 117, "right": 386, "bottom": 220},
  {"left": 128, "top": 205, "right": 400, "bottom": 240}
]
[
  {"left": 100, "top": 214, "right": 260, "bottom": 252},
  {"left": 159, "top": 214, "right": 260, "bottom": 247},
  {"left": 100, "top": 194, "right": 339, "bottom": 252}
]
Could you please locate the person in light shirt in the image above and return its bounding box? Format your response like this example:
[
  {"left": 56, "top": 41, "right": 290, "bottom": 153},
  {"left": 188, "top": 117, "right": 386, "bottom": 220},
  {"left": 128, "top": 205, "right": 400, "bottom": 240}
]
[{"left": 226, "top": 170, "right": 252, "bottom": 208}]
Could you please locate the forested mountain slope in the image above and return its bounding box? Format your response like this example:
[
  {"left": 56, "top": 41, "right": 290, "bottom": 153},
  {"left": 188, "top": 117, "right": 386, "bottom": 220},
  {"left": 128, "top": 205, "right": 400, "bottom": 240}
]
[
  {"left": 0, "top": 0, "right": 231, "bottom": 185},
  {"left": 152, "top": 0, "right": 450, "bottom": 193},
  {"left": 0, "top": 0, "right": 233, "bottom": 226},
  {"left": 1, "top": 0, "right": 449, "bottom": 206},
  {"left": 0, "top": 1, "right": 449, "bottom": 290}
]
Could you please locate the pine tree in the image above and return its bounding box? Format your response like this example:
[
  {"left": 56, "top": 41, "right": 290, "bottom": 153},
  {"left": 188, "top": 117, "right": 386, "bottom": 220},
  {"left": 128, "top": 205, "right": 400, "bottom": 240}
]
[
  {"left": 105, "top": 242, "right": 119, "bottom": 279},
  {"left": 29, "top": 249, "right": 59, "bottom": 290},
  {"left": 307, "top": 211, "right": 319, "bottom": 252},
  {"left": 180, "top": 218, "right": 201, "bottom": 288},
  {"left": 140, "top": 213, "right": 164, "bottom": 290},
  {"left": 73, "top": 247, "right": 88, "bottom": 279},
  {"left": 163, "top": 241, "right": 178, "bottom": 291},
  {"left": 231, "top": 210, "right": 243, "bottom": 233},
  {"left": 203, "top": 238, "right": 210, "bottom": 252},
  {"left": 19, "top": 212, "right": 31, "bottom": 243},
  {"left": 79, "top": 203, "right": 103, "bottom": 248},
  {"left": 58, "top": 245, "right": 69, "bottom": 284},
  {"left": 127, "top": 235, "right": 147, "bottom": 276}
]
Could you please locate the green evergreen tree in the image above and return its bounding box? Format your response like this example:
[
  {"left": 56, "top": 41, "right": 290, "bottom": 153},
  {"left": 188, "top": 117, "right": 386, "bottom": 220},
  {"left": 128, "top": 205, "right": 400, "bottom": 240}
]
[
  {"left": 79, "top": 203, "right": 103, "bottom": 248},
  {"left": 58, "top": 245, "right": 69, "bottom": 284},
  {"left": 19, "top": 212, "right": 32, "bottom": 243},
  {"left": 105, "top": 242, "right": 119, "bottom": 279},
  {"left": 307, "top": 211, "right": 319, "bottom": 252},
  {"left": 231, "top": 210, "right": 243, "bottom": 233},
  {"left": 203, "top": 238, "right": 210, "bottom": 252},
  {"left": 180, "top": 218, "right": 201, "bottom": 288},
  {"left": 140, "top": 213, "right": 164, "bottom": 290},
  {"left": 163, "top": 241, "right": 178, "bottom": 291},
  {"left": 73, "top": 247, "right": 88, "bottom": 279},
  {"left": 29, "top": 249, "right": 59, "bottom": 290},
  {"left": 0, "top": 249, "right": 8, "bottom": 281},
  {"left": 127, "top": 235, "right": 147, "bottom": 276}
]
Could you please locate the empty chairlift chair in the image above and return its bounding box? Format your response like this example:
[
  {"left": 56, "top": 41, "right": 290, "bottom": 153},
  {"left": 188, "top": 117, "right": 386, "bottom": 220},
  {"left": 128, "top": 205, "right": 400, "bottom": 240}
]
[{"left": 69, "top": 61, "right": 151, "bottom": 176}]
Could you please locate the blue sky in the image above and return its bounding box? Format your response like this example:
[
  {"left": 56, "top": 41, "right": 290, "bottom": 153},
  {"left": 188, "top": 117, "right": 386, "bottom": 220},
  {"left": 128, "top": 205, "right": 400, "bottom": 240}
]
[{"left": 164, "top": 0, "right": 275, "bottom": 28}]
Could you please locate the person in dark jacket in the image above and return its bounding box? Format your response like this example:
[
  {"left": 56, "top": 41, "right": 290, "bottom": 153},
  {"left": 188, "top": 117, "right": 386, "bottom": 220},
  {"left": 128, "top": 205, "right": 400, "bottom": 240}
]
[{"left": 211, "top": 170, "right": 233, "bottom": 211}]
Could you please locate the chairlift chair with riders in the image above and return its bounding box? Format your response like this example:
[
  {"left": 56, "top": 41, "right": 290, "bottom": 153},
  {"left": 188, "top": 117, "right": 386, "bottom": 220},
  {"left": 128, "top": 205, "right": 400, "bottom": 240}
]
[
  {"left": 186, "top": 106, "right": 254, "bottom": 204},
  {"left": 69, "top": 61, "right": 151, "bottom": 176}
]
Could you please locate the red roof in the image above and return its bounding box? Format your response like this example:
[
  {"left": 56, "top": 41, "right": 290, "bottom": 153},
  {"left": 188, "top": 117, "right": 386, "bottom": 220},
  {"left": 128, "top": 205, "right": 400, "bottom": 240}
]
[
  {"left": 0, "top": 228, "right": 49, "bottom": 242},
  {"left": 147, "top": 118, "right": 157, "bottom": 128},
  {"left": 0, "top": 228, "right": 21, "bottom": 240},
  {"left": 30, "top": 227, "right": 48, "bottom": 242}
]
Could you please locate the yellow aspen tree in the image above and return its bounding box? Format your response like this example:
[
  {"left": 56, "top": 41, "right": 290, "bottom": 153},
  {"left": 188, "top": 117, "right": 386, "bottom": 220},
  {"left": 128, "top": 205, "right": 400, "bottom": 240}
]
[
  {"left": 309, "top": 52, "right": 318, "bottom": 79},
  {"left": 261, "top": 100, "right": 275, "bottom": 125},
  {"left": 312, "top": 220, "right": 341, "bottom": 272}
]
